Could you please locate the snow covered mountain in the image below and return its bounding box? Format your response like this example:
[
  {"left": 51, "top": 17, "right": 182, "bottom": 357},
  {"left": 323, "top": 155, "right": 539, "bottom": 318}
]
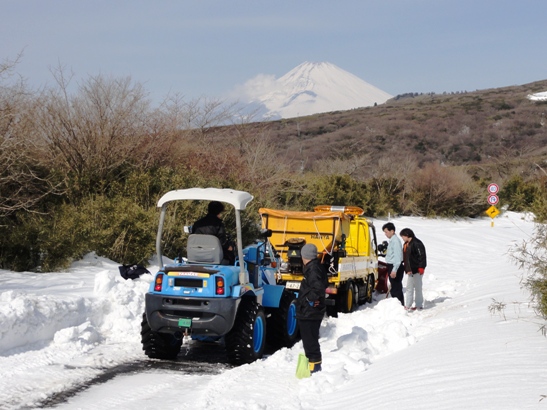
[{"left": 240, "top": 62, "right": 392, "bottom": 120}]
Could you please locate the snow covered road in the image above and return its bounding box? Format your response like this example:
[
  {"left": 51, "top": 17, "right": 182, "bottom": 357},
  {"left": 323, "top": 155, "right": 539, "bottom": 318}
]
[{"left": 1, "top": 212, "right": 546, "bottom": 409}]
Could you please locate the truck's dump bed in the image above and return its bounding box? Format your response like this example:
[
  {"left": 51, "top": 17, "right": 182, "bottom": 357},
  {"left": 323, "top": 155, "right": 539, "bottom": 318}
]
[{"left": 259, "top": 208, "right": 351, "bottom": 259}]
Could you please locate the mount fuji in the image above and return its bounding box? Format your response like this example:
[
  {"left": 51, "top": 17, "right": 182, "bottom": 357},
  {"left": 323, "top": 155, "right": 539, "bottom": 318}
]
[{"left": 237, "top": 61, "right": 392, "bottom": 120}]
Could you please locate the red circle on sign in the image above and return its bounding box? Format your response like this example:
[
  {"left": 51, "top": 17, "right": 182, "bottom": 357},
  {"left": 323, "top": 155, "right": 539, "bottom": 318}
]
[
  {"left": 488, "top": 194, "right": 499, "bottom": 205},
  {"left": 487, "top": 183, "right": 499, "bottom": 194}
]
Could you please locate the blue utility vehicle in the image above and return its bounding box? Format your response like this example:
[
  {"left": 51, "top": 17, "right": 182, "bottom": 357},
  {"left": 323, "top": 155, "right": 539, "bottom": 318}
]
[{"left": 141, "top": 188, "right": 299, "bottom": 364}]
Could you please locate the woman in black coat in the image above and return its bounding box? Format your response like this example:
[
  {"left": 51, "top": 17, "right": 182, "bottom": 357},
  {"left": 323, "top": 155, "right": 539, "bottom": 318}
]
[{"left": 400, "top": 228, "right": 427, "bottom": 310}]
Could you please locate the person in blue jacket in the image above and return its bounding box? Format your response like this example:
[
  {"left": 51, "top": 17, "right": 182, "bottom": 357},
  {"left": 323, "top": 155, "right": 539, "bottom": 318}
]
[
  {"left": 296, "top": 243, "right": 328, "bottom": 374},
  {"left": 382, "top": 222, "right": 404, "bottom": 305}
]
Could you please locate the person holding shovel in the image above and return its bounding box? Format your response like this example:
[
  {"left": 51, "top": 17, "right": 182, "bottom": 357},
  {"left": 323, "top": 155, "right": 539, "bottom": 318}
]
[{"left": 296, "top": 243, "right": 328, "bottom": 374}]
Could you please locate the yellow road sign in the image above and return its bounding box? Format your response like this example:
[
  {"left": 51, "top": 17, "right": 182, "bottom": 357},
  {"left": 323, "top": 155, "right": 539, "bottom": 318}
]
[{"left": 485, "top": 205, "right": 500, "bottom": 218}]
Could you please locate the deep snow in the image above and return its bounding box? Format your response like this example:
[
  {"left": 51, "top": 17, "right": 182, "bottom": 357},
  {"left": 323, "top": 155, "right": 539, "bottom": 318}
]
[{"left": 1, "top": 212, "right": 546, "bottom": 410}]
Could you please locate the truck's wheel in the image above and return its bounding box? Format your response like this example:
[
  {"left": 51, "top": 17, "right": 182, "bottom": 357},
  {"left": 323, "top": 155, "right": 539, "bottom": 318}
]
[
  {"left": 339, "top": 281, "right": 356, "bottom": 313},
  {"left": 353, "top": 282, "right": 360, "bottom": 306},
  {"left": 357, "top": 280, "right": 368, "bottom": 305},
  {"left": 365, "top": 274, "right": 375, "bottom": 304},
  {"left": 141, "top": 313, "right": 182, "bottom": 360},
  {"left": 226, "top": 298, "right": 266, "bottom": 365},
  {"left": 267, "top": 291, "right": 300, "bottom": 348}
]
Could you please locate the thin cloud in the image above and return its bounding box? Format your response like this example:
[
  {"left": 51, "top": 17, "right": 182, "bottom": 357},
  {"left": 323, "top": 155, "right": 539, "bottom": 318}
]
[{"left": 228, "top": 73, "right": 279, "bottom": 102}]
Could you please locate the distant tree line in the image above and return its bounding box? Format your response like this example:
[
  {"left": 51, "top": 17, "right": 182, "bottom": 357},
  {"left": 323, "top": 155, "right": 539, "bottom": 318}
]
[{"left": 392, "top": 91, "right": 472, "bottom": 101}]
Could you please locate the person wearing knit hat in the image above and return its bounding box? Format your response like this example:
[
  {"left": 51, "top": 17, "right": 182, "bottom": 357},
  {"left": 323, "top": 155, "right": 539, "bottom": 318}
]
[
  {"left": 295, "top": 243, "right": 328, "bottom": 374},
  {"left": 300, "top": 243, "right": 318, "bottom": 260}
]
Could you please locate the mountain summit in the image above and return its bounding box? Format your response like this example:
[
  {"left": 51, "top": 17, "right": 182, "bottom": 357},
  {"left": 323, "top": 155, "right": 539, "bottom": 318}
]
[{"left": 244, "top": 61, "right": 392, "bottom": 119}]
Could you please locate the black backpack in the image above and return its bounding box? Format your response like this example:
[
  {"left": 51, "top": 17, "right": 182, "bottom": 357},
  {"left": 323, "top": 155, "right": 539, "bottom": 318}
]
[{"left": 118, "top": 264, "right": 150, "bottom": 280}]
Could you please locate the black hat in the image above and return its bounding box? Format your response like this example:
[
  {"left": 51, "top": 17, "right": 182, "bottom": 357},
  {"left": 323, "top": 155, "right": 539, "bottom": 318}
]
[{"left": 208, "top": 201, "right": 225, "bottom": 215}]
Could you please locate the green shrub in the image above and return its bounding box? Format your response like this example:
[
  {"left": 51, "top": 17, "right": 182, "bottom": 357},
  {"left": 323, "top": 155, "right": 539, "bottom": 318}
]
[
  {"left": 528, "top": 176, "right": 547, "bottom": 223},
  {"left": 404, "top": 163, "right": 484, "bottom": 217},
  {"left": 532, "top": 193, "right": 547, "bottom": 223},
  {"left": 0, "top": 195, "right": 157, "bottom": 271},
  {"left": 0, "top": 207, "right": 90, "bottom": 271},
  {"left": 365, "top": 177, "right": 404, "bottom": 217},
  {"left": 38, "top": 204, "right": 92, "bottom": 270},
  {"left": 86, "top": 196, "right": 157, "bottom": 265},
  {"left": 500, "top": 175, "right": 540, "bottom": 212},
  {"left": 0, "top": 214, "right": 42, "bottom": 271}
]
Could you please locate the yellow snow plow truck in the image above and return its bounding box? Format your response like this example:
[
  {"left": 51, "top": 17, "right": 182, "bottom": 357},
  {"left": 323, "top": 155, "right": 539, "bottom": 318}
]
[{"left": 259, "top": 205, "right": 383, "bottom": 316}]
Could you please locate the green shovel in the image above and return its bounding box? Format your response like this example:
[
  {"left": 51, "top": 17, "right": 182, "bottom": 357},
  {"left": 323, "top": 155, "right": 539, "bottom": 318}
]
[{"left": 296, "top": 353, "right": 311, "bottom": 379}]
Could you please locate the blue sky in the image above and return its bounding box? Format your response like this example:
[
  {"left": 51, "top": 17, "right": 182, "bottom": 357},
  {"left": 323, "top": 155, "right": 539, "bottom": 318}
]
[{"left": 2, "top": 1, "right": 546, "bottom": 105}]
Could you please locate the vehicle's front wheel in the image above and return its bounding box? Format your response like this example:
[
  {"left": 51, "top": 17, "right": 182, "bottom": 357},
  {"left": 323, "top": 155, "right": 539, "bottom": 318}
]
[
  {"left": 267, "top": 290, "right": 300, "bottom": 348},
  {"left": 141, "top": 313, "right": 182, "bottom": 360},
  {"left": 339, "top": 280, "right": 357, "bottom": 313},
  {"left": 225, "top": 298, "right": 266, "bottom": 365}
]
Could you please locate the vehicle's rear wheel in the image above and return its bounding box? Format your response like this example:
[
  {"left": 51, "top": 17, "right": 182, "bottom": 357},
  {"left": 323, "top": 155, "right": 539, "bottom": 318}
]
[
  {"left": 226, "top": 298, "right": 266, "bottom": 365},
  {"left": 357, "top": 279, "right": 368, "bottom": 305},
  {"left": 353, "top": 282, "right": 360, "bottom": 307},
  {"left": 365, "top": 274, "right": 375, "bottom": 304},
  {"left": 141, "top": 313, "right": 182, "bottom": 360},
  {"left": 267, "top": 290, "right": 300, "bottom": 348}
]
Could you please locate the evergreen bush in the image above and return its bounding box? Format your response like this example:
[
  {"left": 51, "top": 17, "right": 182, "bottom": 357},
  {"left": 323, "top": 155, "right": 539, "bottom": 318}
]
[
  {"left": 500, "top": 175, "right": 540, "bottom": 212},
  {"left": 403, "top": 163, "right": 484, "bottom": 217}
]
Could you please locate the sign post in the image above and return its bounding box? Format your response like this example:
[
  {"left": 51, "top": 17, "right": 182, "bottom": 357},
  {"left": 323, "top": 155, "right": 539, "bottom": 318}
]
[{"left": 485, "top": 183, "right": 500, "bottom": 227}]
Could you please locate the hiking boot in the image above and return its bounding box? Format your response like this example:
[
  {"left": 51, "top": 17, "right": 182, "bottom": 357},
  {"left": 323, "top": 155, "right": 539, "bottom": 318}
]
[{"left": 309, "top": 361, "right": 322, "bottom": 374}]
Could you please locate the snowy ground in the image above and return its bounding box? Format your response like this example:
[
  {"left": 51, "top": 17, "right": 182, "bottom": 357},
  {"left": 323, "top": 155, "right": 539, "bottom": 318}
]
[
  {"left": 528, "top": 91, "right": 547, "bottom": 101},
  {"left": 1, "top": 212, "right": 546, "bottom": 410}
]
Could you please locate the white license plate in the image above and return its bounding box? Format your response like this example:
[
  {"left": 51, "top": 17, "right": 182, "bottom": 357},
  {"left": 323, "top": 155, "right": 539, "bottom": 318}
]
[{"left": 285, "top": 281, "right": 301, "bottom": 290}]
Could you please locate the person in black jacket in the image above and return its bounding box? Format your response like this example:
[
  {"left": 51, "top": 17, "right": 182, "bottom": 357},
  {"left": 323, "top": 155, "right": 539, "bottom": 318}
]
[
  {"left": 192, "top": 201, "right": 234, "bottom": 264},
  {"left": 400, "top": 228, "right": 427, "bottom": 310},
  {"left": 296, "top": 243, "right": 328, "bottom": 374}
]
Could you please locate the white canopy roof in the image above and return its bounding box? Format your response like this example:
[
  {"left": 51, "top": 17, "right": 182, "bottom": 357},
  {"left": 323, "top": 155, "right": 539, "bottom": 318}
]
[{"left": 157, "top": 188, "right": 254, "bottom": 210}]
